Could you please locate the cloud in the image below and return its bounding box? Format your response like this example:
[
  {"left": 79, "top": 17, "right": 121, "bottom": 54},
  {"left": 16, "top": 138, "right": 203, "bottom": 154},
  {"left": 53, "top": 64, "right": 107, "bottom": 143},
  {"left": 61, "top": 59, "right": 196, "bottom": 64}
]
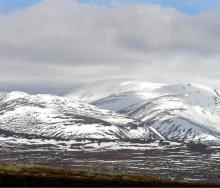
[
  {"left": 0, "top": 0, "right": 220, "bottom": 92},
  {"left": 111, "top": 0, "right": 220, "bottom": 14}
]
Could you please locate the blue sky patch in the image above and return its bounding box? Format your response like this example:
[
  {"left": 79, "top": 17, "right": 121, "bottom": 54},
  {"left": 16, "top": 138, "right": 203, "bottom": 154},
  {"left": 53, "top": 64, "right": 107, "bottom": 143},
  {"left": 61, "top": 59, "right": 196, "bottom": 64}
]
[
  {"left": 0, "top": 0, "right": 42, "bottom": 13},
  {"left": 0, "top": 0, "right": 220, "bottom": 14},
  {"left": 78, "top": 0, "right": 220, "bottom": 14}
]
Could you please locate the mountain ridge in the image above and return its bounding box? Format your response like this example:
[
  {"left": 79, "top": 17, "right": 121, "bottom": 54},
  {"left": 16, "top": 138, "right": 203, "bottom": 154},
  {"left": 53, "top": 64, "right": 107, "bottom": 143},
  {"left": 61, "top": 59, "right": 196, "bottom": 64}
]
[
  {"left": 0, "top": 91, "right": 162, "bottom": 142},
  {"left": 66, "top": 79, "right": 220, "bottom": 145}
]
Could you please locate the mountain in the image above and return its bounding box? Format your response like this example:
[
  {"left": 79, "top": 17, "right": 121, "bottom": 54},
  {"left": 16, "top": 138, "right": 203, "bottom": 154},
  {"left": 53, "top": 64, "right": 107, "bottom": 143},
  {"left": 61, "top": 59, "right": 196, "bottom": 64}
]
[
  {"left": 66, "top": 79, "right": 220, "bottom": 145},
  {"left": 0, "top": 91, "right": 162, "bottom": 142}
]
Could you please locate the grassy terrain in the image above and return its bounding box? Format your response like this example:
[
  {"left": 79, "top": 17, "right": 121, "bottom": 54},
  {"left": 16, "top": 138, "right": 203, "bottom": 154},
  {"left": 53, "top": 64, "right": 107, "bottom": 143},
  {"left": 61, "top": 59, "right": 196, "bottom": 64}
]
[{"left": 0, "top": 163, "right": 218, "bottom": 187}]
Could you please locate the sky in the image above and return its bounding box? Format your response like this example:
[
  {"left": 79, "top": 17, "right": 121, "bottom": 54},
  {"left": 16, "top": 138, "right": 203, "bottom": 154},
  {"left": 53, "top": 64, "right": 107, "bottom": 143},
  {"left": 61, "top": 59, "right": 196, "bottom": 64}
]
[
  {"left": 0, "top": 0, "right": 220, "bottom": 93},
  {"left": 1, "top": 0, "right": 220, "bottom": 14}
]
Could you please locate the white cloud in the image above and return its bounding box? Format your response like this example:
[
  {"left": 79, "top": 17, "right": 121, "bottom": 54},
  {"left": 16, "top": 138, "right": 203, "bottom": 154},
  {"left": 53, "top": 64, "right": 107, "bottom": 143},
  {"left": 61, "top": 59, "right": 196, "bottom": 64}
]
[{"left": 0, "top": 0, "right": 219, "bottom": 92}]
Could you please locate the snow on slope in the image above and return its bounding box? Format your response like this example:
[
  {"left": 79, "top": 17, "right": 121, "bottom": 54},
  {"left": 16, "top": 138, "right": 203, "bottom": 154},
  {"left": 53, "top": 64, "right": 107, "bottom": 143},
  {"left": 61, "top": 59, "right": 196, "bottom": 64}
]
[
  {"left": 0, "top": 92, "right": 6, "bottom": 99},
  {"left": 0, "top": 91, "right": 162, "bottom": 141},
  {"left": 66, "top": 79, "right": 164, "bottom": 103},
  {"left": 66, "top": 79, "right": 220, "bottom": 145}
]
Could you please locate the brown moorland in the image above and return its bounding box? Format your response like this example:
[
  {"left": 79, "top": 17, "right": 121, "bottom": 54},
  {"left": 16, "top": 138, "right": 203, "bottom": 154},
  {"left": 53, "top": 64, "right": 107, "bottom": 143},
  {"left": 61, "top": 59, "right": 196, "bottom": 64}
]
[{"left": 0, "top": 163, "right": 218, "bottom": 187}]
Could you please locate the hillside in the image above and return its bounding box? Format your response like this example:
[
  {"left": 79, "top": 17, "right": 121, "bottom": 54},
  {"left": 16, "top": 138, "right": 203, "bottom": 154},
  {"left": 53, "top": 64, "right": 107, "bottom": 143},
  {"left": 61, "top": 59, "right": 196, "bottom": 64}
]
[
  {"left": 67, "top": 79, "right": 220, "bottom": 145},
  {"left": 0, "top": 91, "right": 162, "bottom": 142}
]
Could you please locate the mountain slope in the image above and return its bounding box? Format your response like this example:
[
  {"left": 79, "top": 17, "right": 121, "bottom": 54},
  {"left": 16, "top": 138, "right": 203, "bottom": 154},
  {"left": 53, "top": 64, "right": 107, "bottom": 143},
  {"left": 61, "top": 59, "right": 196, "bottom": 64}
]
[
  {"left": 0, "top": 91, "right": 162, "bottom": 142},
  {"left": 67, "top": 79, "right": 220, "bottom": 145}
]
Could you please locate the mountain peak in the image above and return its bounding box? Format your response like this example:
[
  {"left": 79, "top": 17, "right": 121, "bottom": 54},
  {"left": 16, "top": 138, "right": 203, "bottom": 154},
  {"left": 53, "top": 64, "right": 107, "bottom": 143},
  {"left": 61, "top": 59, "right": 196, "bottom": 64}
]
[
  {"left": 66, "top": 79, "right": 220, "bottom": 145},
  {"left": 3, "top": 91, "right": 29, "bottom": 102}
]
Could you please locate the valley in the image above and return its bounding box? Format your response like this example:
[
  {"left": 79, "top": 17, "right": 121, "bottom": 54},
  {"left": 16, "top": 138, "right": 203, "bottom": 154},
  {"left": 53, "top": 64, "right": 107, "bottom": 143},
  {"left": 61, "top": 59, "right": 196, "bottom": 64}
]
[{"left": 0, "top": 79, "right": 220, "bottom": 185}]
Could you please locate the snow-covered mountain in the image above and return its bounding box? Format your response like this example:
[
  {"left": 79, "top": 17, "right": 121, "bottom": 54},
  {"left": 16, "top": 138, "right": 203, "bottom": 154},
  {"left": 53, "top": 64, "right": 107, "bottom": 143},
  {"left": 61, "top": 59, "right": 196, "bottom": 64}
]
[
  {"left": 67, "top": 79, "right": 220, "bottom": 145},
  {"left": 0, "top": 91, "right": 162, "bottom": 142}
]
